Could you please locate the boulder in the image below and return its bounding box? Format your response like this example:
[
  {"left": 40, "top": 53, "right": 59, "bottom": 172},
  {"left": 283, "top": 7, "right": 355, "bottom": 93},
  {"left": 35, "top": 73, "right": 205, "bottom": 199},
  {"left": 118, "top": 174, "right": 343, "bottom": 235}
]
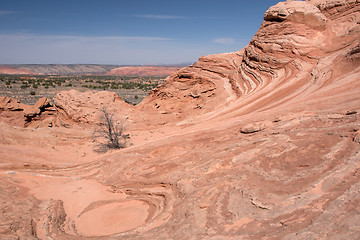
[
  {"left": 240, "top": 122, "right": 265, "bottom": 134},
  {"left": 23, "top": 97, "right": 52, "bottom": 118},
  {"left": 0, "top": 96, "right": 27, "bottom": 111},
  {"left": 53, "top": 90, "right": 131, "bottom": 123},
  {"left": 264, "top": 1, "right": 327, "bottom": 30}
]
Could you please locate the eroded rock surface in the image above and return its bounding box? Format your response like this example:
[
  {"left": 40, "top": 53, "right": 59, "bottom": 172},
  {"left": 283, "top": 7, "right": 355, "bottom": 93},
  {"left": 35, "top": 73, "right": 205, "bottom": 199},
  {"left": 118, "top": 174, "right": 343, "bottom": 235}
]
[
  {"left": 53, "top": 89, "right": 133, "bottom": 124},
  {"left": 0, "top": 96, "right": 56, "bottom": 127},
  {"left": 0, "top": 0, "right": 360, "bottom": 239}
]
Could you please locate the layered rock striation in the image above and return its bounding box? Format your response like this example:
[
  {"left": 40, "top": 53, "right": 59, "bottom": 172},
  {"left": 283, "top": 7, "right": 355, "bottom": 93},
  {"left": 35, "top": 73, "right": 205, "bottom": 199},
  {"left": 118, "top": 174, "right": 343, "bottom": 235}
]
[
  {"left": 0, "top": 1, "right": 360, "bottom": 239},
  {"left": 140, "top": 0, "right": 359, "bottom": 121}
]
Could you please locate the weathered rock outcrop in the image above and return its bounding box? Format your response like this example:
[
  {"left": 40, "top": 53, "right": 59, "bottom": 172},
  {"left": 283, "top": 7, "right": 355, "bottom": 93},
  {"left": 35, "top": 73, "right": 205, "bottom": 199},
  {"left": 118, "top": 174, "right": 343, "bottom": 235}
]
[
  {"left": 0, "top": 96, "right": 56, "bottom": 127},
  {"left": 23, "top": 97, "right": 53, "bottom": 118},
  {"left": 0, "top": 96, "right": 27, "bottom": 111},
  {"left": 53, "top": 89, "right": 132, "bottom": 124},
  {"left": 264, "top": 0, "right": 327, "bottom": 30},
  {"left": 139, "top": 52, "right": 244, "bottom": 119}
]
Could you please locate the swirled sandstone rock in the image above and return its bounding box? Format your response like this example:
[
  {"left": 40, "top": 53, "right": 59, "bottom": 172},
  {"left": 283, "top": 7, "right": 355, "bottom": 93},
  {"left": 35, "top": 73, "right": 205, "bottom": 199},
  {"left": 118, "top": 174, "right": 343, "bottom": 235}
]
[
  {"left": 139, "top": 0, "right": 359, "bottom": 123},
  {"left": 1, "top": 1, "right": 360, "bottom": 240}
]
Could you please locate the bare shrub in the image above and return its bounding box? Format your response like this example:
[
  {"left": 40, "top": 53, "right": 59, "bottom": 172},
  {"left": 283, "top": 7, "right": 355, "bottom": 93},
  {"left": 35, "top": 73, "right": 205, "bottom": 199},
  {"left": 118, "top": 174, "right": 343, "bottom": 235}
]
[{"left": 93, "top": 108, "right": 129, "bottom": 151}]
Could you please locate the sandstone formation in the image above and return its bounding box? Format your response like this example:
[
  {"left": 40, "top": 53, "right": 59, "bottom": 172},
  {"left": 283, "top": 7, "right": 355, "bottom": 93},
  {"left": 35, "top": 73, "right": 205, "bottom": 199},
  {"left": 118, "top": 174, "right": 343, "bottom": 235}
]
[
  {"left": 53, "top": 89, "right": 132, "bottom": 124},
  {"left": 0, "top": 96, "right": 56, "bottom": 127},
  {"left": 0, "top": 0, "right": 360, "bottom": 239},
  {"left": 140, "top": 0, "right": 360, "bottom": 123},
  {"left": 0, "top": 96, "right": 27, "bottom": 111}
]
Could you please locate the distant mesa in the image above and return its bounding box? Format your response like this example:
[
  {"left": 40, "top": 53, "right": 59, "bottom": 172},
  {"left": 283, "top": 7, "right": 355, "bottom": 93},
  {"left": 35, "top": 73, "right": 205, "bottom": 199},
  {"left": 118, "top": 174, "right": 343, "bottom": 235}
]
[
  {"left": 0, "top": 64, "right": 187, "bottom": 76},
  {"left": 0, "top": 64, "right": 118, "bottom": 76},
  {"left": 0, "top": 65, "right": 36, "bottom": 75}
]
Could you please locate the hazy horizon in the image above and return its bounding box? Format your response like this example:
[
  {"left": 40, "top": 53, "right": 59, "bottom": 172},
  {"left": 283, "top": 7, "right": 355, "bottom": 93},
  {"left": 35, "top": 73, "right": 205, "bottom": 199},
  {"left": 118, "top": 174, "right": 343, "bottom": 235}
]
[
  {"left": 1, "top": 63, "right": 193, "bottom": 66},
  {"left": 0, "top": 0, "right": 281, "bottom": 65}
]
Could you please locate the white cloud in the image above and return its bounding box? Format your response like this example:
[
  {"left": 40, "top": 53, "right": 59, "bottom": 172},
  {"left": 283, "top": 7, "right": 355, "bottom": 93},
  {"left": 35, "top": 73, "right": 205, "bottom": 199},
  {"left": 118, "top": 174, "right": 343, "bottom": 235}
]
[
  {"left": 135, "top": 14, "right": 187, "bottom": 20},
  {"left": 213, "top": 38, "right": 236, "bottom": 45},
  {"left": 0, "top": 10, "right": 15, "bottom": 15}
]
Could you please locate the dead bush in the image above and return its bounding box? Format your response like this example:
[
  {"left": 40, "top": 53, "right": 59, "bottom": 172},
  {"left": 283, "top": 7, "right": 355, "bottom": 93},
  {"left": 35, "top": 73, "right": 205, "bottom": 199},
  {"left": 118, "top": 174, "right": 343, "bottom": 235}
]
[{"left": 93, "top": 108, "right": 129, "bottom": 151}]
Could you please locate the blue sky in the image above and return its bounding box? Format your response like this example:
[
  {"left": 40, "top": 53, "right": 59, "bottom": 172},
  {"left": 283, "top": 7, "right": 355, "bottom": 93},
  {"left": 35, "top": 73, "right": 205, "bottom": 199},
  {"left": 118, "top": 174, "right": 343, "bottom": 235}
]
[{"left": 0, "top": 0, "right": 281, "bottom": 65}]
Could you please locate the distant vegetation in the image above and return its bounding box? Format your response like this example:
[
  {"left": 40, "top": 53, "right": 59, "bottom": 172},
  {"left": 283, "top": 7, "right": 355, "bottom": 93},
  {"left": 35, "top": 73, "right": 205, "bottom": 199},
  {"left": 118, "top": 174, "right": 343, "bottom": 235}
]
[
  {"left": 0, "top": 75, "right": 162, "bottom": 90},
  {"left": 0, "top": 74, "right": 165, "bottom": 105}
]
